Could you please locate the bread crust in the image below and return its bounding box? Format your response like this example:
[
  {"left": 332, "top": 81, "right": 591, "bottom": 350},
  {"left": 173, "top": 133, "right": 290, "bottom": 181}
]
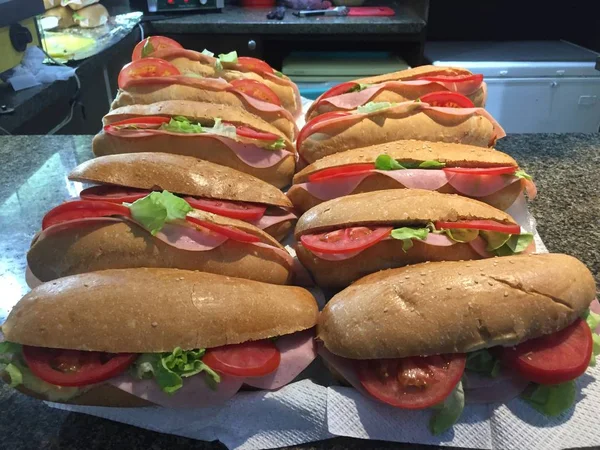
[
  {"left": 317, "top": 254, "right": 596, "bottom": 359},
  {"left": 3, "top": 268, "right": 318, "bottom": 352},
  {"left": 92, "top": 132, "right": 295, "bottom": 189},
  {"left": 353, "top": 65, "right": 475, "bottom": 85},
  {"left": 294, "top": 189, "right": 516, "bottom": 237},
  {"left": 70, "top": 152, "right": 293, "bottom": 208}
]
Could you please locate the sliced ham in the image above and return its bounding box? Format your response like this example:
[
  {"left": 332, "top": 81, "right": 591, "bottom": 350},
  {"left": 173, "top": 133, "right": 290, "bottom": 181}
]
[
  {"left": 463, "top": 370, "right": 530, "bottom": 404},
  {"left": 244, "top": 329, "right": 316, "bottom": 390},
  {"left": 467, "top": 236, "right": 495, "bottom": 258},
  {"left": 234, "top": 91, "right": 299, "bottom": 136},
  {"left": 447, "top": 173, "right": 520, "bottom": 198},
  {"left": 415, "top": 78, "right": 483, "bottom": 96},
  {"left": 151, "top": 48, "right": 216, "bottom": 65},
  {"left": 248, "top": 211, "right": 297, "bottom": 230},
  {"left": 125, "top": 76, "right": 229, "bottom": 91},
  {"left": 422, "top": 233, "right": 456, "bottom": 246},
  {"left": 156, "top": 222, "right": 229, "bottom": 251}
]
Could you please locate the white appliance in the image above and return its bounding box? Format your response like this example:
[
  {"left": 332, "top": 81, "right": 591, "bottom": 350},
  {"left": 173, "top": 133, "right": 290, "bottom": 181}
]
[{"left": 424, "top": 40, "right": 600, "bottom": 133}]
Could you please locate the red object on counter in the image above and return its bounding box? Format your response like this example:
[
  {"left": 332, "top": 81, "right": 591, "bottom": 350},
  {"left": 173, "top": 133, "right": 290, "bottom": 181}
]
[
  {"left": 242, "top": 0, "right": 275, "bottom": 8},
  {"left": 347, "top": 6, "right": 395, "bottom": 16}
]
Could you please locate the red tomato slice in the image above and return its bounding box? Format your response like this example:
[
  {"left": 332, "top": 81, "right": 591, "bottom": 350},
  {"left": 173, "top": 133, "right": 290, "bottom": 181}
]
[
  {"left": 42, "top": 200, "right": 131, "bottom": 230},
  {"left": 23, "top": 346, "right": 137, "bottom": 387},
  {"left": 235, "top": 126, "right": 280, "bottom": 142},
  {"left": 236, "top": 57, "right": 274, "bottom": 75},
  {"left": 419, "top": 74, "right": 484, "bottom": 95},
  {"left": 118, "top": 58, "right": 181, "bottom": 89},
  {"left": 296, "top": 111, "right": 351, "bottom": 153},
  {"left": 435, "top": 220, "right": 520, "bottom": 235},
  {"left": 501, "top": 319, "right": 592, "bottom": 385},
  {"left": 300, "top": 226, "right": 392, "bottom": 255},
  {"left": 320, "top": 82, "right": 360, "bottom": 100},
  {"left": 186, "top": 216, "right": 261, "bottom": 243},
  {"left": 230, "top": 79, "right": 281, "bottom": 106},
  {"left": 308, "top": 164, "right": 376, "bottom": 182},
  {"left": 202, "top": 339, "right": 280, "bottom": 377},
  {"left": 184, "top": 198, "right": 266, "bottom": 221},
  {"left": 132, "top": 36, "right": 182, "bottom": 61},
  {"left": 419, "top": 91, "right": 475, "bottom": 108},
  {"left": 104, "top": 116, "right": 170, "bottom": 133},
  {"left": 443, "top": 166, "right": 517, "bottom": 176},
  {"left": 80, "top": 185, "right": 151, "bottom": 203},
  {"left": 356, "top": 353, "right": 466, "bottom": 409}
]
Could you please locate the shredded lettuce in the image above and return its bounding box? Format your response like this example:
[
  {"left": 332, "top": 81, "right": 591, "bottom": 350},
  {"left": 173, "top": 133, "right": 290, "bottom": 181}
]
[
  {"left": 465, "top": 349, "right": 501, "bottom": 377},
  {"left": 493, "top": 233, "right": 534, "bottom": 256},
  {"left": 129, "top": 190, "right": 192, "bottom": 235},
  {"left": 218, "top": 50, "right": 238, "bottom": 64},
  {"left": 429, "top": 381, "right": 465, "bottom": 435},
  {"left": 5, "top": 363, "right": 22, "bottom": 387},
  {"left": 356, "top": 101, "right": 395, "bottom": 114},
  {"left": 521, "top": 381, "right": 576, "bottom": 417},
  {"left": 141, "top": 38, "right": 154, "bottom": 58},
  {"left": 160, "top": 116, "right": 204, "bottom": 134},
  {"left": 72, "top": 12, "right": 84, "bottom": 21},
  {"left": 515, "top": 170, "right": 533, "bottom": 181},
  {"left": 417, "top": 160, "right": 446, "bottom": 169},
  {"left": 274, "top": 70, "right": 284, "bottom": 78},
  {"left": 390, "top": 227, "right": 429, "bottom": 252},
  {"left": 267, "top": 137, "right": 286, "bottom": 150},
  {"left": 209, "top": 117, "right": 238, "bottom": 140},
  {"left": 201, "top": 49, "right": 214, "bottom": 57},
  {"left": 374, "top": 154, "right": 445, "bottom": 171},
  {"left": 133, "top": 348, "right": 220, "bottom": 394},
  {"left": 583, "top": 309, "right": 600, "bottom": 366}
]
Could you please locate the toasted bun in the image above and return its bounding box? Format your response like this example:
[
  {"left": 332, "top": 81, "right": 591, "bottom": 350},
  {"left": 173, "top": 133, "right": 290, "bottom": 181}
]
[
  {"left": 69, "top": 152, "right": 292, "bottom": 208},
  {"left": 318, "top": 254, "right": 596, "bottom": 359},
  {"left": 300, "top": 110, "right": 495, "bottom": 163},
  {"left": 111, "top": 85, "right": 297, "bottom": 140},
  {"left": 354, "top": 65, "right": 474, "bottom": 85},
  {"left": 92, "top": 133, "right": 295, "bottom": 189},
  {"left": 4, "top": 268, "right": 318, "bottom": 352},
  {"left": 28, "top": 211, "right": 292, "bottom": 284},
  {"left": 295, "top": 189, "right": 516, "bottom": 237}
]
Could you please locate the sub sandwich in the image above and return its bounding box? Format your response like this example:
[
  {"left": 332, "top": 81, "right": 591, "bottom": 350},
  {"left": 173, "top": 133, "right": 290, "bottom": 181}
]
[
  {"left": 93, "top": 100, "right": 296, "bottom": 188},
  {"left": 0, "top": 269, "right": 318, "bottom": 407},
  {"left": 131, "top": 36, "right": 301, "bottom": 117},
  {"left": 294, "top": 189, "right": 535, "bottom": 288},
  {"left": 27, "top": 189, "right": 294, "bottom": 285},
  {"left": 113, "top": 57, "right": 297, "bottom": 140},
  {"left": 288, "top": 140, "right": 536, "bottom": 214},
  {"left": 306, "top": 65, "right": 487, "bottom": 121},
  {"left": 297, "top": 100, "right": 505, "bottom": 164},
  {"left": 318, "top": 254, "right": 599, "bottom": 434}
]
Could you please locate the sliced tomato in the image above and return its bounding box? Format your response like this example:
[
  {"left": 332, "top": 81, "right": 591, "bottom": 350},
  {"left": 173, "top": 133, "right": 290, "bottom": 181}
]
[
  {"left": 186, "top": 215, "right": 260, "bottom": 243},
  {"left": 356, "top": 353, "right": 466, "bottom": 409},
  {"left": 308, "top": 164, "right": 376, "bottom": 182},
  {"left": 320, "top": 82, "right": 360, "bottom": 100},
  {"left": 80, "top": 185, "right": 151, "bottom": 203},
  {"left": 419, "top": 74, "right": 484, "bottom": 95},
  {"left": 118, "top": 58, "right": 181, "bottom": 89},
  {"left": 185, "top": 198, "right": 266, "bottom": 221},
  {"left": 235, "top": 126, "right": 280, "bottom": 142},
  {"left": 104, "top": 116, "right": 170, "bottom": 133},
  {"left": 296, "top": 111, "right": 351, "bottom": 153},
  {"left": 435, "top": 220, "right": 520, "bottom": 235},
  {"left": 501, "top": 319, "right": 592, "bottom": 385},
  {"left": 443, "top": 166, "right": 517, "bottom": 176},
  {"left": 42, "top": 200, "right": 131, "bottom": 230},
  {"left": 301, "top": 226, "right": 392, "bottom": 255},
  {"left": 419, "top": 91, "right": 475, "bottom": 108},
  {"left": 23, "top": 346, "right": 137, "bottom": 387},
  {"left": 202, "top": 339, "right": 280, "bottom": 377},
  {"left": 236, "top": 57, "right": 274, "bottom": 75},
  {"left": 230, "top": 79, "right": 281, "bottom": 106},
  {"left": 132, "top": 36, "right": 182, "bottom": 61}
]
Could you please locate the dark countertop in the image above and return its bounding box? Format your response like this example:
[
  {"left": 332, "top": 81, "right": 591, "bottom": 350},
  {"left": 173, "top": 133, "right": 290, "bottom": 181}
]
[
  {"left": 148, "top": 2, "right": 426, "bottom": 35},
  {"left": 0, "top": 133, "right": 599, "bottom": 449}
]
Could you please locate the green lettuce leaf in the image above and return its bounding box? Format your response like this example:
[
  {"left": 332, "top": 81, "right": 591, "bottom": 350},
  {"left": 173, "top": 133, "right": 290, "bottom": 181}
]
[
  {"left": 133, "top": 348, "right": 220, "bottom": 394},
  {"left": 72, "top": 12, "right": 84, "bottom": 21},
  {"left": 515, "top": 170, "right": 533, "bottom": 181},
  {"left": 465, "top": 349, "right": 501, "bottom": 377},
  {"left": 274, "top": 70, "right": 284, "bottom": 78},
  {"left": 583, "top": 309, "right": 600, "bottom": 366},
  {"left": 4, "top": 363, "right": 22, "bottom": 387},
  {"left": 201, "top": 49, "right": 214, "bottom": 57},
  {"left": 521, "top": 381, "right": 576, "bottom": 417},
  {"left": 429, "top": 381, "right": 465, "bottom": 435},
  {"left": 356, "top": 101, "right": 395, "bottom": 114},
  {"left": 480, "top": 230, "right": 511, "bottom": 251},
  {"left": 494, "top": 233, "right": 534, "bottom": 256},
  {"left": 347, "top": 83, "right": 371, "bottom": 93},
  {"left": 129, "top": 191, "right": 192, "bottom": 235},
  {"left": 416, "top": 160, "right": 446, "bottom": 169},
  {"left": 375, "top": 154, "right": 404, "bottom": 170},
  {"left": 160, "top": 116, "right": 204, "bottom": 134},
  {"left": 218, "top": 50, "right": 238, "bottom": 64},
  {"left": 141, "top": 38, "right": 155, "bottom": 58},
  {"left": 267, "top": 137, "right": 286, "bottom": 150},
  {"left": 445, "top": 228, "right": 479, "bottom": 243},
  {"left": 209, "top": 117, "right": 237, "bottom": 140},
  {"left": 390, "top": 227, "right": 429, "bottom": 252}
]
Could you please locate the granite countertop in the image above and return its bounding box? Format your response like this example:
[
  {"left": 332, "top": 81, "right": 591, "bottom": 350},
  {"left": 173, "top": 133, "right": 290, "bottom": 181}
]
[
  {"left": 148, "top": 2, "right": 425, "bottom": 35},
  {"left": 0, "top": 133, "right": 599, "bottom": 449}
]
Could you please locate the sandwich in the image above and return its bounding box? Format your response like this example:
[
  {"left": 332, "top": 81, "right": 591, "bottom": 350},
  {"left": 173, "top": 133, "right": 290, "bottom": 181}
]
[
  {"left": 131, "top": 36, "right": 302, "bottom": 118},
  {"left": 297, "top": 100, "right": 505, "bottom": 164},
  {"left": 61, "top": 0, "right": 97, "bottom": 9},
  {"left": 0, "top": 268, "right": 319, "bottom": 407},
  {"left": 294, "top": 189, "right": 535, "bottom": 289},
  {"left": 288, "top": 140, "right": 537, "bottom": 214},
  {"left": 93, "top": 100, "right": 296, "bottom": 188},
  {"left": 68, "top": 153, "right": 297, "bottom": 241},
  {"left": 43, "top": 6, "right": 75, "bottom": 29},
  {"left": 71, "top": 4, "right": 108, "bottom": 28},
  {"left": 317, "top": 254, "right": 599, "bottom": 434},
  {"left": 112, "top": 57, "right": 298, "bottom": 141},
  {"left": 27, "top": 189, "right": 294, "bottom": 285},
  {"left": 306, "top": 65, "right": 487, "bottom": 121}
]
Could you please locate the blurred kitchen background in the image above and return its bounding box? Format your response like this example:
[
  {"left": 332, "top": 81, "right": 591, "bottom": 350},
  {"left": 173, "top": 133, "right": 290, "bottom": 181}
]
[{"left": 1, "top": 0, "right": 599, "bottom": 135}]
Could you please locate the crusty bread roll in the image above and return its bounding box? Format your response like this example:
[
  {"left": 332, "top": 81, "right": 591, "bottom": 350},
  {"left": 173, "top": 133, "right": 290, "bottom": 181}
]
[
  {"left": 4, "top": 268, "right": 318, "bottom": 352},
  {"left": 288, "top": 140, "right": 525, "bottom": 213},
  {"left": 61, "top": 0, "right": 98, "bottom": 9},
  {"left": 353, "top": 65, "right": 477, "bottom": 85},
  {"left": 28, "top": 210, "right": 292, "bottom": 284},
  {"left": 72, "top": 4, "right": 108, "bottom": 28},
  {"left": 318, "top": 254, "right": 596, "bottom": 359},
  {"left": 43, "top": 6, "right": 75, "bottom": 29}
]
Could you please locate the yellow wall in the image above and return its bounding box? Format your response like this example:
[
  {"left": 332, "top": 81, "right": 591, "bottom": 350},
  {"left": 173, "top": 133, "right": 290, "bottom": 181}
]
[{"left": 0, "top": 17, "right": 41, "bottom": 73}]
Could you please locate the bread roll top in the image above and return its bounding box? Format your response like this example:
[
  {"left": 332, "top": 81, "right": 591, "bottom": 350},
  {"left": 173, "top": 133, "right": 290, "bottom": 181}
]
[
  {"left": 317, "top": 254, "right": 596, "bottom": 359},
  {"left": 354, "top": 65, "right": 475, "bottom": 85},
  {"left": 3, "top": 269, "right": 318, "bottom": 352}
]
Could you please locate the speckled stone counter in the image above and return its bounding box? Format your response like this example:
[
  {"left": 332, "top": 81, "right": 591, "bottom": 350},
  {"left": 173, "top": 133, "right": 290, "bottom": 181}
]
[{"left": 0, "top": 133, "right": 598, "bottom": 449}]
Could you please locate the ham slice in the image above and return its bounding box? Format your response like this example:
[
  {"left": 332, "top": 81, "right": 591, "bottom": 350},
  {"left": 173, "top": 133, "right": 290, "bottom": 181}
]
[
  {"left": 466, "top": 236, "right": 495, "bottom": 258},
  {"left": 125, "top": 76, "right": 229, "bottom": 90},
  {"left": 463, "top": 370, "right": 530, "bottom": 404},
  {"left": 447, "top": 173, "right": 520, "bottom": 197},
  {"left": 248, "top": 211, "right": 297, "bottom": 230},
  {"left": 244, "top": 329, "right": 317, "bottom": 390},
  {"left": 420, "top": 105, "right": 506, "bottom": 143},
  {"left": 156, "top": 222, "right": 229, "bottom": 251},
  {"left": 318, "top": 346, "right": 371, "bottom": 397},
  {"left": 151, "top": 48, "right": 216, "bottom": 65}
]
